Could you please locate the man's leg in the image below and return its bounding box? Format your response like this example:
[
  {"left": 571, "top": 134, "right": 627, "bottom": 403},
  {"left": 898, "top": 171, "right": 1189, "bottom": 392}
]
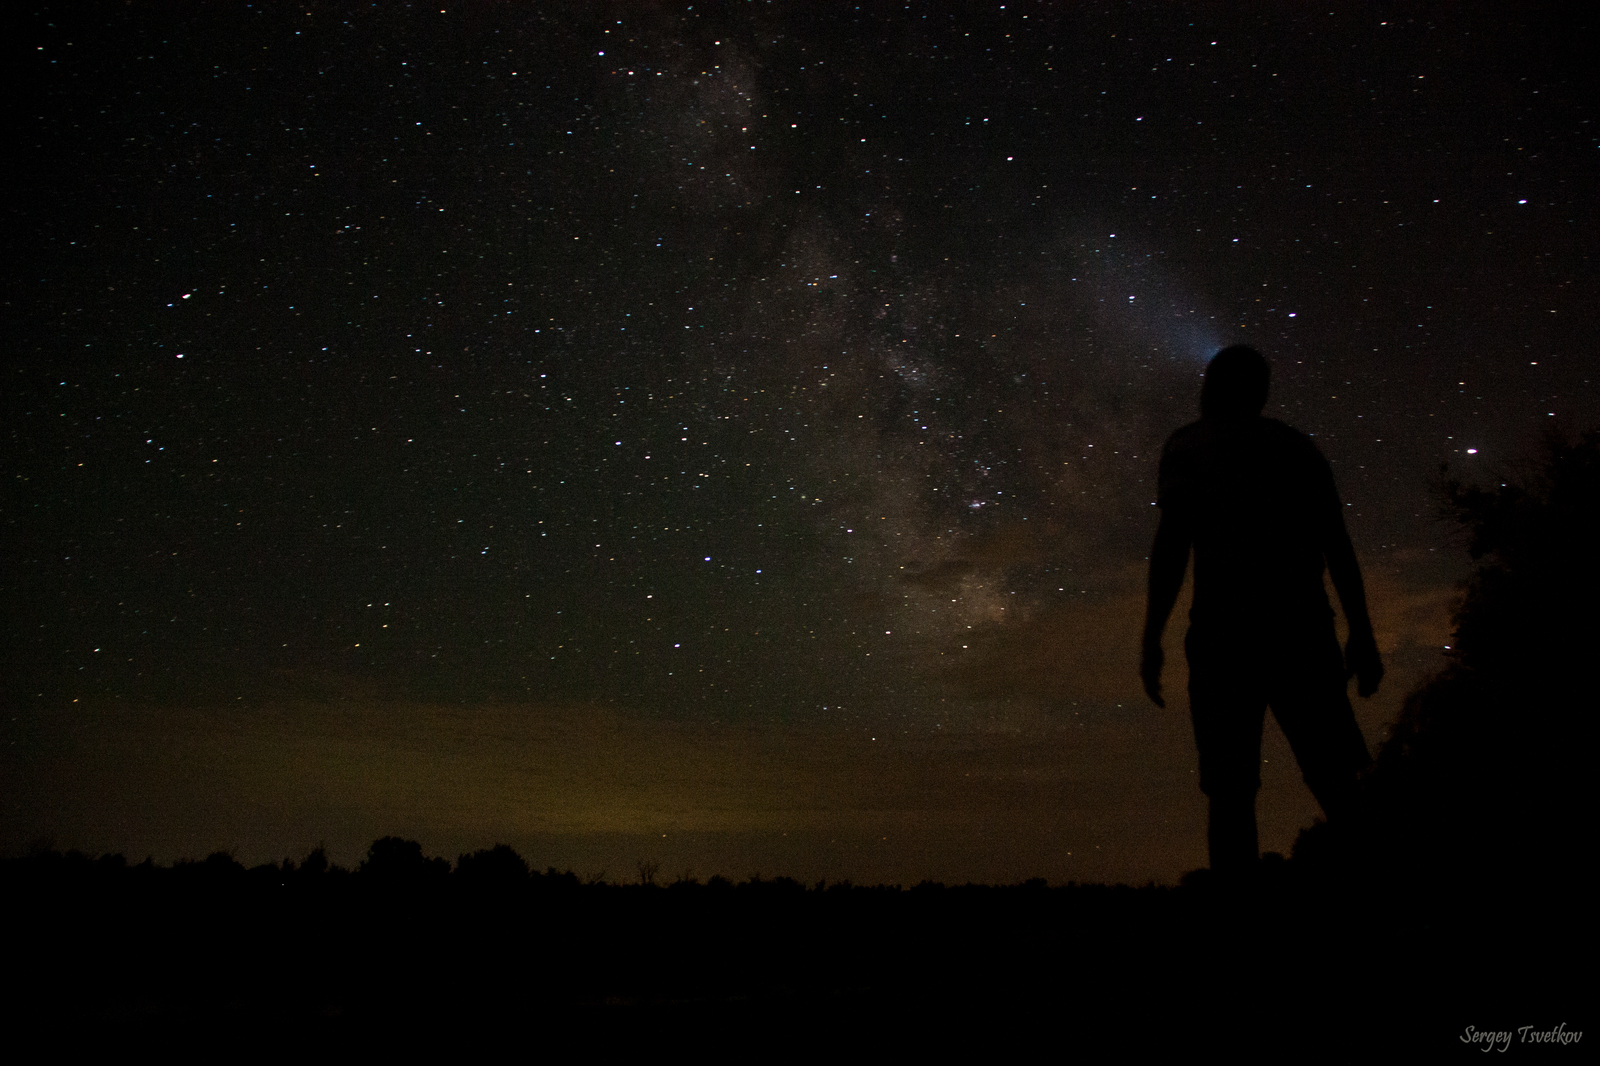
[
  {"left": 1187, "top": 628, "right": 1267, "bottom": 878},
  {"left": 1304, "top": 772, "right": 1361, "bottom": 825},
  {"left": 1208, "top": 790, "right": 1259, "bottom": 878},
  {"left": 1270, "top": 627, "right": 1371, "bottom": 828}
]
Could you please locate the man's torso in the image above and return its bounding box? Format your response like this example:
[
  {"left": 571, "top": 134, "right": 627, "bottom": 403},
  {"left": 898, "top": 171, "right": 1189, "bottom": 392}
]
[{"left": 1158, "top": 416, "right": 1341, "bottom": 632}]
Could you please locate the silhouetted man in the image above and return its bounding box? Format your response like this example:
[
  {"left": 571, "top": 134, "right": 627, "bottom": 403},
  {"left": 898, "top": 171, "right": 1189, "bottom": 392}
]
[{"left": 1141, "top": 345, "right": 1383, "bottom": 878}]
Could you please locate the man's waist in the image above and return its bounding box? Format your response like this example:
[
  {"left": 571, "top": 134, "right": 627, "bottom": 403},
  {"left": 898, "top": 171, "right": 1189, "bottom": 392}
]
[{"left": 1189, "top": 591, "right": 1334, "bottom": 625}]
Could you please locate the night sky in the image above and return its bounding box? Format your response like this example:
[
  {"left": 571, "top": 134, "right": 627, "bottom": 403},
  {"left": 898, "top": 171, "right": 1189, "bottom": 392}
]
[{"left": 6, "top": 2, "right": 1594, "bottom": 884}]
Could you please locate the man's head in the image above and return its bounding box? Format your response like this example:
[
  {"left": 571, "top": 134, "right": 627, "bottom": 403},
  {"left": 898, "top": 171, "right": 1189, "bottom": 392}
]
[{"left": 1201, "top": 345, "right": 1270, "bottom": 419}]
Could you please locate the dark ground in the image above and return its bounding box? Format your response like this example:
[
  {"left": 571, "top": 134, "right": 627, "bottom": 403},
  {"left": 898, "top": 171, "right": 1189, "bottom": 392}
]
[{"left": 5, "top": 846, "right": 1586, "bottom": 1054}]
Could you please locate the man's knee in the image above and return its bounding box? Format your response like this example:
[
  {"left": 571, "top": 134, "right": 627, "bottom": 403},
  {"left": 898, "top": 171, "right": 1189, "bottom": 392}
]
[
  {"left": 1273, "top": 687, "right": 1369, "bottom": 778},
  {"left": 1190, "top": 694, "right": 1267, "bottom": 798},
  {"left": 1200, "top": 773, "right": 1260, "bottom": 799},
  {"left": 1197, "top": 749, "right": 1263, "bottom": 798}
]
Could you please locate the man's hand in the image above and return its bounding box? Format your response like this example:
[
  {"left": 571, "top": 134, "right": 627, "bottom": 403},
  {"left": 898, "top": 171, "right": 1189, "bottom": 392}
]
[
  {"left": 1140, "top": 641, "right": 1166, "bottom": 708},
  {"left": 1346, "top": 629, "right": 1384, "bottom": 698},
  {"left": 1142, "top": 507, "right": 1190, "bottom": 711}
]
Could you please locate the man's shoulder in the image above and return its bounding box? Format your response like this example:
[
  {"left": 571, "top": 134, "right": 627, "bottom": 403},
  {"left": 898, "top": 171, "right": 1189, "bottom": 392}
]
[
  {"left": 1258, "top": 418, "right": 1332, "bottom": 470},
  {"left": 1259, "top": 416, "right": 1316, "bottom": 445},
  {"left": 1160, "top": 419, "right": 1210, "bottom": 462},
  {"left": 1163, "top": 419, "right": 1205, "bottom": 447},
  {"left": 1158, "top": 417, "right": 1330, "bottom": 505},
  {"left": 1162, "top": 416, "right": 1313, "bottom": 453},
  {"left": 1157, "top": 421, "right": 1210, "bottom": 508}
]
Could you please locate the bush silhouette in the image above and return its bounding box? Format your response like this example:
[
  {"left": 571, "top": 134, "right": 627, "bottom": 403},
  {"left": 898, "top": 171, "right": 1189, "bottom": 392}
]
[
  {"left": 1301, "top": 430, "right": 1596, "bottom": 896},
  {"left": 456, "top": 844, "right": 531, "bottom": 890},
  {"left": 358, "top": 836, "right": 450, "bottom": 884}
]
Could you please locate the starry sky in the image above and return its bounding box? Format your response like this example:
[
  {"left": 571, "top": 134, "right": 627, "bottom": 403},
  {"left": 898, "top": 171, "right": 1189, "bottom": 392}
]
[{"left": 5, "top": 2, "right": 1595, "bottom": 884}]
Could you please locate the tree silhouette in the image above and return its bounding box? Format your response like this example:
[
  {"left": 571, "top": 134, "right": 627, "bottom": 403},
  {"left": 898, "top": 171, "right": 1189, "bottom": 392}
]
[
  {"left": 456, "top": 844, "right": 531, "bottom": 890},
  {"left": 299, "top": 844, "right": 329, "bottom": 877},
  {"left": 1299, "top": 430, "right": 1596, "bottom": 897},
  {"left": 358, "top": 836, "right": 450, "bottom": 884}
]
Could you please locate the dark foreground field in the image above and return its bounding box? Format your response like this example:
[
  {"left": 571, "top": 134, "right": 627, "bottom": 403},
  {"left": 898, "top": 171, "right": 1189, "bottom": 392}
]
[{"left": 5, "top": 843, "right": 1586, "bottom": 1054}]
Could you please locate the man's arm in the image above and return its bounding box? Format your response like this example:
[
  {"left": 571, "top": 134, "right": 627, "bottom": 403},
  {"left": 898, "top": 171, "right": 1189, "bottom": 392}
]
[
  {"left": 1325, "top": 518, "right": 1384, "bottom": 698},
  {"left": 1141, "top": 507, "right": 1192, "bottom": 708}
]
